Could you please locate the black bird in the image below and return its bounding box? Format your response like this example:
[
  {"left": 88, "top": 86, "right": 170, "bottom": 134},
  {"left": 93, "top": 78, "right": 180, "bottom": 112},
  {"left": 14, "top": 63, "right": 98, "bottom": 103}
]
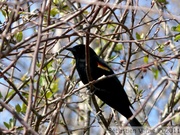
[{"left": 67, "top": 44, "right": 141, "bottom": 126}]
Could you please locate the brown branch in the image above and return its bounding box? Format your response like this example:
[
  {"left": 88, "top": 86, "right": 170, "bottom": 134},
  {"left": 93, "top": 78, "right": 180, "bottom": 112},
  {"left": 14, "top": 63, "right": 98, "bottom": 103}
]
[{"left": 0, "top": 100, "right": 39, "bottom": 135}]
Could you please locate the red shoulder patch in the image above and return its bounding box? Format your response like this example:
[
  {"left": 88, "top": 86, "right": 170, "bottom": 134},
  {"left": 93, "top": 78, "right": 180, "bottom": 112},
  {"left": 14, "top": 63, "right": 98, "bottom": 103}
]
[{"left": 97, "top": 62, "right": 110, "bottom": 72}]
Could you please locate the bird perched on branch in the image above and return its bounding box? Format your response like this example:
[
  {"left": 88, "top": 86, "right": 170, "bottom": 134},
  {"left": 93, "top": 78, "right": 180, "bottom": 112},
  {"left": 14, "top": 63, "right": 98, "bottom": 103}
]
[{"left": 66, "top": 44, "right": 141, "bottom": 127}]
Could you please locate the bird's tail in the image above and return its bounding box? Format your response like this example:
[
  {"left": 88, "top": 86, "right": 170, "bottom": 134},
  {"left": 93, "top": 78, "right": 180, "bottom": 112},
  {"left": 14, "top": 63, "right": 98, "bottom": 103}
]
[
  {"left": 129, "top": 117, "right": 142, "bottom": 126},
  {"left": 130, "top": 118, "right": 143, "bottom": 135}
]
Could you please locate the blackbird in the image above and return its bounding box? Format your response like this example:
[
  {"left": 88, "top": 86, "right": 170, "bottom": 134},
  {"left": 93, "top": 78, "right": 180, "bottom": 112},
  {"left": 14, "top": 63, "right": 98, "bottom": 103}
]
[{"left": 67, "top": 44, "right": 141, "bottom": 126}]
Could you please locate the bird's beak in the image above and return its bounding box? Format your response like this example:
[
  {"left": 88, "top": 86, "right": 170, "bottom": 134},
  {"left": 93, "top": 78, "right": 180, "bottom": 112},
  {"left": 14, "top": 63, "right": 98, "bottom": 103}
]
[{"left": 66, "top": 48, "right": 75, "bottom": 52}]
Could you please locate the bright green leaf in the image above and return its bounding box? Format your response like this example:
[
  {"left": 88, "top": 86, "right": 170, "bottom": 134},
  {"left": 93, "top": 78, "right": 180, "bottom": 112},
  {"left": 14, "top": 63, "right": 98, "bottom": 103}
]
[
  {"left": 94, "top": 47, "right": 101, "bottom": 55},
  {"left": 171, "top": 26, "right": 176, "bottom": 31},
  {"left": 15, "top": 31, "right": 23, "bottom": 42},
  {"left": 157, "top": 0, "right": 169, "bottom": 4},
  {"left": 48, "top": 67, "right": 55, "bottom": 74},
  {"left": 1, "top": 9, "right": 7, "bottom": 18},
  {"left": 15, "top": 104, "right": 21, "bottom": 113},
  {"left": 22, "top": 103, "right": 27, "bottom": 114},
  {"left": 158, "top": 44, "right": 164, "bottom": 52},
  {"left": 53, "top": 0, "right": 60, "bottom": 4},
  {"left": 174, "top": 34, "right": 180, "bottom": 41},
  {"left": 46, "top": 61, "right": 53, "bottom": 69},
  {"left": 9, "top": 118, "right": 15, "bottom": 128},
  {"left": 136, "top": 32, "right": 144, "bottom": 40},
  {"left": 83, "top": 10, "right": 89, "bottom": 15},
  {"left": 46, "top": 90, "right": 53, "bottom": 98},
  {"left": 138, "top": 90, "right": 143, "bottom": 95},
  {"left": 134, "top": 84, "right": 139, "bottom": 94},
  {"left": 152, "top": 68, "right": 159, "bottom": 79},
  {"left": 50, "top": 79, "right": 59, "bottom": 93},
  {"left": 4, "top": 122, "right": 9, "bottom": 129},
  {"left": 136, "top": 32, "right": 141, "bottom": 40},
  {"left": 172, "top": 24, "right": 180, "bottom": 32},
  {"left": 7, "top": 90, "right": 15, "bottom": 98},
  {"left": 114, "top": 44, "right": 123, "bottom": 51},
  {"left": 50, "top": 7, "right": 59, "bottom": 17},
  {"left": 144, "top": 55, "right": 149, "bottom": 63},
  {"left": 70, "top": 59, "right": 75, "bottom": 65},
  {"left": 175, "top": 25, "right": 180, "bottom": 32},
  {"left": 37, "top": 62, "right": 41, "bottom": 68},
  {"left": 134, "top": 84, "right": 139, "bottom": 89},
  {"left": 173, "top": 114, "right": 180, "bottom": 124},
  {"left": 21, "top": 73, "right": 28, "bottom": 81},
  {"left": 40, "top": 76, "right": 47, "bottom": 87}
]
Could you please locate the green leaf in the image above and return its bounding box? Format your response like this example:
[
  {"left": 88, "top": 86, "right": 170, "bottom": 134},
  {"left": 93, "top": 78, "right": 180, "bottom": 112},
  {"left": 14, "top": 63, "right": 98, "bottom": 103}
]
[
  {"left": 143, "top": 55, "right": 149, "bottom": 63},
  {"left": 53, "top": 0, "right": 60, "bottom": 5},
  {"left": 15, "top": 31, "right": 23, "bottom": 42},
  {"left": 37, "top": 62, "right": 41, "bottom": 68},
  {"left": 1, "top": 9, "right": 7, "bottom": 18},
  {"left": 50, "top": 79, "right": 59, "bottom": 93},
  {"left": 83, "top": 10, "right": 89, "bottom": 15},
  {"left": 171, "top": 26, "right": 176, "bottom": 31},
  {"left": 173, "top": 114, "right": 180, "bottom": 124},
  {"left": 3, "top": 118, "right": 15, "bottom": 129},
  {"left": 48, "top": 67, "right": 56, "bottom": 74},
  {"left": 157, "top": 0, "right": 168, "bottom": 4},
  {"left": 174, "top": 34, "right": 180, "bottom": 41},
  {"left": 136, "top": 32, "right": 141, "bottom": 40},
  {"left": 40, "top": 76, "right": 47, "bottom": 87},
  {"left": 158, "top": 44, "right": 164, "bottom": 52},
  {"left": 134, "top": 84, "right": 139, "bottom": 89},
  {"left": 134, "top": 84, "right": 139, "bottom": 94},
  {"left": 15, "top": 104, "right": 21, "bottom": 113},
  {"left": 50, "top": 7, "right": 59, "bottom": 17},
  {"left": 0, "top": 92, "right": 3, "bottom": 99},
  {"left": 21, "top": 73, "right": 28, "bottom": 81},
  {"left": 114, "top": 44, "right": 123, "bottom": 51},
  {"left": 94, "top": 47, "right": 101, "bottom": 55},
  {"left": 138, "top": 90, "right": 143, "bottom": 96},
  {"left": 136, "top": 32, "right": 144, "bottom": 40},
  {"left": 4, "top": 122, "right": 9, "bottom": 129},
  {"left": 70, "top": 59, "right": 75, "bottom": 65},
  {"left": 7, "top": 90, "right": 15, "bottom": 98},
  {"left": 9, "top": 118, "right": 15, "bottom": 128},
  {"left": 171, "top": 24, "right": 180, "bottom": 32},
  {"left": 46, "top": 61, "right": 53, "bottom": 69},
  {"left": 46, "top": 90, "right": 53, "bottom": 98},
  {"left": 152, "top": 68, "right": 159, "bottom": 79},
  {"left": 175, "top": 25, "right": 180, "bottom": 32},
  {"left": 22, "top": 103, "right": 27, "bottom": 114}
]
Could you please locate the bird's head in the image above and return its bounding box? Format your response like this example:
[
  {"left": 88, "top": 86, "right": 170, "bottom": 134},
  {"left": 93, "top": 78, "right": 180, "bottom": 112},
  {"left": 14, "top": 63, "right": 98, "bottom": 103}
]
[{"left": 66, "top": 44, "right": 97, "bottom": 59}]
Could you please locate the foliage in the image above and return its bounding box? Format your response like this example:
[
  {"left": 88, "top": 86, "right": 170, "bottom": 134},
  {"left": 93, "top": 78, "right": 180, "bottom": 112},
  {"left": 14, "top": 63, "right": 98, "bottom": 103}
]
[{"left": 0, "top": 0, "right": 180, "bottom": 134}]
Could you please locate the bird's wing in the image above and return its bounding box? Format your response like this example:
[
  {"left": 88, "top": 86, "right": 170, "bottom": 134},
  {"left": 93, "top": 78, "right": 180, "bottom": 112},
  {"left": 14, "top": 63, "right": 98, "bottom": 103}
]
[
  {"left": 95, "top": 56, "right": 114, "bottom": 75},
  {"left": 94, "top": 56, "right": 134, "bottom": 109}
]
